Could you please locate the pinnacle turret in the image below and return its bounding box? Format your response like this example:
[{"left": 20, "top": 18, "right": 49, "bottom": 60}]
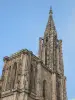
[{"left": 49, "top": 6, "right": 53, "bottom": 15}]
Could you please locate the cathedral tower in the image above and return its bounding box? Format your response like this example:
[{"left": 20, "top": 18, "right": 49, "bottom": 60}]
[
  {"left": 39, "top": 7, "right": 67, "bottom": 100},
  {"left": 0, "top": 8, "right": 67, "bottom": 100},
  {"left": 39, "top": 7, "right": 64, "bottom": 74}
]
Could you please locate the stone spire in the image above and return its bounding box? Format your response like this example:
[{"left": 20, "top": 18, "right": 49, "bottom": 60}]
[
  {"left": 42, "top": 7, "right": 57, "bottom": 70},
  {"left": 49, "top": 6, "right": 53, "bottom": 15},
  {"left": 44, "top": 7, "right": 56, "bottom": 36}
]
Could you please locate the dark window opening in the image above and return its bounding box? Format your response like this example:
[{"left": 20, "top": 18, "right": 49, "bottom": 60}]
[
  {"left": 46, "top": 37, "right": 48, "bottom": 42},
  {"left": 43, "top": 80, "right": 46, "bottom": 98},
  {"left": 12, "top": 62, "right": 17, "bottom": 89},
  {"left": 45, "top": 49, "right": 47, "bottom": 65}
]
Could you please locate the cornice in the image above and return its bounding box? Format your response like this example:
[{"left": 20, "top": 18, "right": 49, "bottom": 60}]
[{"left": 3, "top": 49, "right": 33, "bottom": 61}]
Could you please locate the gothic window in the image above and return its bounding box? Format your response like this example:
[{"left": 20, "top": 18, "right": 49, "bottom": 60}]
[
  {"left": 45, "top": 48, "right": 47, "bottom": 65},
  {"left": 29, "top": 64, "right": 35, "bottom": 92},
  {"left": 12, "top": 62, "right": 17, "bottom": 89},
  {"left": 43, "top": 80, "right": 46, "bottom": 98}
]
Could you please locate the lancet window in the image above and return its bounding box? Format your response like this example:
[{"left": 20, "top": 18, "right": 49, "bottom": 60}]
[
  {"left": 12, "top": 62, "right": 17, "bottom": 89},
  {"left": 43, "top": 80, "right": 46, "bottom": 99}
]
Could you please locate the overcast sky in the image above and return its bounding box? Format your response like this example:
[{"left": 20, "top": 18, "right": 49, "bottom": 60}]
[{"left": 0, "top": 0, "right": 75, "bottom": 99}]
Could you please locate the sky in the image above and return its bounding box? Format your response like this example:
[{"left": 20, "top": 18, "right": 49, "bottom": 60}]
[{"left": 0, "top": 0, "right": 75, "bottom": 99}]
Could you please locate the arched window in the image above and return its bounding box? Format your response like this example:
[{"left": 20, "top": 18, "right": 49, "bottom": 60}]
[
  {"left": 29, "top": 64, "right": 33, "bottom": 92},
  {"left": 45, "top": 48, "right": 47, "bottom": 65},
  {"left": 43, "top": 80, "right": 46, "bottom": 98},
  {"left": 12, "top": 62, "right": 17, "bottom": 89}
]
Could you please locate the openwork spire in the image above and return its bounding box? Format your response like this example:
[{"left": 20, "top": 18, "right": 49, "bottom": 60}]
[{"left": 44, "top": 7, "right": 56, "bottom": 36}]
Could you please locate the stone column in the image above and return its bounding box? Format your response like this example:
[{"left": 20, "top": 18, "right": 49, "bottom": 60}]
[
  {"left": 16, "top": 61, "right": 22, "bottom": 89},
  {"left": 36, "top": 61, "right": 42, "bottom": 100},
  {"left": 60, "top": 78, "right": 64, "bottom": 100},
  {"left": 57, "top": 44, "right": 59, "bottom": 72},
  {"left": 49, "top": 31, "right": 54, "bottom": 70},
  {"left": 39, "top": 37, "right": 43, "bottom": 59},
  {"left": 63, "top": 77, "right": 67, "bottom": 100},
  {"left": 53, "top": 33, "right": 57, "bottom": 71},
  {"left": 17, "top": 52, "right": 31, "bottom": 100},
  {"left": 20, "top": 52, "right": 31, "bottom": 91},
  {"left": 52, "top": 73, "right": 57, "bottom": 100},
  {"left": 2, "top": 57, "right": 9, "bottom": 91}
]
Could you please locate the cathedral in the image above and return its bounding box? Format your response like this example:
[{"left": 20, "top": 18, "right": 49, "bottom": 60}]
[{"left": 0, "top": 8, "right": 67, "bottom": 100}]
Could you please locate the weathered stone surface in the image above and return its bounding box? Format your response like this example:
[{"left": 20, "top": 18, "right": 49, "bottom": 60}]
[{"left": 0, "top": 8, "right": 67, "bottom": 100}]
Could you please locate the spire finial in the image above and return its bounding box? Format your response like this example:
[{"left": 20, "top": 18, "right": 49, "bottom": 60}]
[{"left": 49, "top": 6, "right": 53, "bottom": 15}]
